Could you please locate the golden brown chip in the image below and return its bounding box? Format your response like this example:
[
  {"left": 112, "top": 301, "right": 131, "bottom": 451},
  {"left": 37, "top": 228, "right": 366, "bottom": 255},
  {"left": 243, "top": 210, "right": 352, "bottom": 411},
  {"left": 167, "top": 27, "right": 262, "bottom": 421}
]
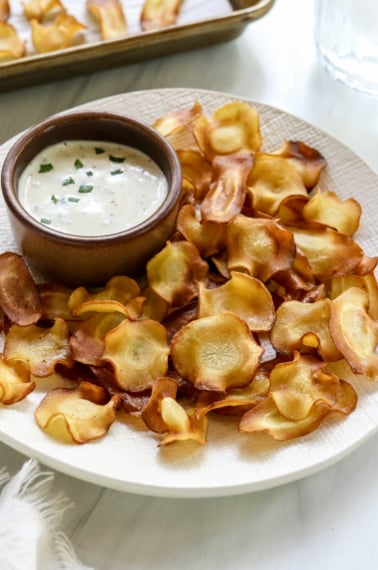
[
  {"left": 290, "top": 224, "right": 377, "bottom": 279},
  {"left": 273, "top": 140, "right": 327, "bottom": 189},
  {"left": 159, "top": 399, "right": 208, "bottom": 446},
  {"left": 177, "top": 149, "right": 213, "bottom": 202},
  {"left": 37, "top": 283, "right": 74, "bottom": 321},
  {"left": 227, "top": 215, "right": 296, "bottom": 282},
  {"left": 141, "top": 0, "right": 183, "bottom": 30},
  {"left": 303, "top": 189, "right": 361, "bottom": 236},
  {"left": 70, "top": 312, "right": 126, "bottom": 366},
  {"left": 329, "top": 273, "right": 378, "bottom": 320},
  {"left": 269, "top": 353, "right": 351, "bottom": 421},
  {"left": 146, "top": 240, "right": 208, "bottom": 307},
  {"left": 23, "top": 0, "right": 65, "bottom": 21},
  {"left": 102, "top": 318, "right": 169, "bottom": 392},
  {"left": 0, "top": 358, "right": 34, "bottom": 405},
  {"left": 194, "top": 102, "right": 262, "bottom": 162},
  {"left": 4, "top": 318, "right": 72, "bottom": 376},
  {"left": 198, "top": 271, "right": 275, "bottom": 332},
  {"left": 0, "top": 252, "right": 42, "bottom": 325},
  {"left": 0, "top": 0, "right": 10, "bottom": 22},
  {"left": 69, "top": 275, "right": 140, "bottom": 315},
  {"left": 141, "top": 377, "right": 178, "bottom": 433},
  {"left": 35, "top": 381, "right": 119, "bottom": 443},
  {"left": 176, "top": 204, "right": 227, "bottom": 258},
  {"left": 31, "top": 12, "right": 86, "bottom": 53},
  {"left": 171, "top": 312, "right": 264, "bottom": 392},
  {"left": 200, "top": 150, "right": 254, "bottom": 224},
  {"left": 139, "top": 285, "right": 169, "bottom": 322},
  {"left": 246, "top": 153, "right": 308, "bottom": 216},
  {"left": 240, "top": 397, "right": 332, "bottom": 441},
  {"left": 153, "top": 101, "right": 203, "bottom": 137},
  {"left": 271, "top": 298, "right": 342, "bottom": 361},
  {"left": 87, "top": 0, "right": 127, "bottom": 40},
  {"left": 0, "top": 22, "right": 25, "bottom": 60},
  {"left": 329, "top": 287, "right": 378, "bottom": 379}
]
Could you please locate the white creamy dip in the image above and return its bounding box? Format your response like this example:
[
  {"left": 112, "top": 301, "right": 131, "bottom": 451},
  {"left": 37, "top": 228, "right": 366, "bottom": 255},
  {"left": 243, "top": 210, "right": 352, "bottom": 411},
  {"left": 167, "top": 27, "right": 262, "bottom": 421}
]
[{"left": 18, "top": 140, "right": 169, "bottom": 236}]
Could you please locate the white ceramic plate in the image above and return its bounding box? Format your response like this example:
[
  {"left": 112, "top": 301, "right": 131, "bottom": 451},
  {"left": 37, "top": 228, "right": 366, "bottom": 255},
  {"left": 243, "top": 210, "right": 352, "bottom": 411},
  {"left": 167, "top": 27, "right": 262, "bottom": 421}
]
[{"left": 0, "top": 88, "right": 377, "bottom": 498}]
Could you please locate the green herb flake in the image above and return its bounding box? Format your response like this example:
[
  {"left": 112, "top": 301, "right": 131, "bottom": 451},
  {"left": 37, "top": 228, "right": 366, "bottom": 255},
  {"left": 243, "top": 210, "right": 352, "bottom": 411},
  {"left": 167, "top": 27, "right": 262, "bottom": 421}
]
[
  {"left": 95, "top": 147, "right": 105, "bottom": 154},
  {"left": 109, "top": 155, "right": 125, "bottom": 163},
  {"left": 78, "top": 185, "right": 94, "bottom": 193},
  {"left": 40, "top": 218, "right": 52, "bottom": 225},
  {"left": 86, "top": 171, "right": 94, "bottom": 177},
  {"left": 74, "top": 159, "right": 84, "bottom": 169},
  {"left": 39, "top": 163, "right": 53, "bottom": 173},
  {"left": 111, "top": 169, "right": 123, "bottom": 176},
  {"left": 63, "top": 176, "right": 75, "bottom": 186},
  {"left": 68, "top": 197, "right": 80, "bottom": 203},
  {"left": 51, "top": 194, "right": 59, "bottom": 204}
]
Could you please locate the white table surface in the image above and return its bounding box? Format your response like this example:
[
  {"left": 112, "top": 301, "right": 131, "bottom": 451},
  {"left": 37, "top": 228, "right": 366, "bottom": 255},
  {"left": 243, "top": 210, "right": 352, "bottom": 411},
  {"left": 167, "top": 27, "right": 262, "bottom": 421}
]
[{"left": 1, "top": 0, "right": 378, "bottom": 568}]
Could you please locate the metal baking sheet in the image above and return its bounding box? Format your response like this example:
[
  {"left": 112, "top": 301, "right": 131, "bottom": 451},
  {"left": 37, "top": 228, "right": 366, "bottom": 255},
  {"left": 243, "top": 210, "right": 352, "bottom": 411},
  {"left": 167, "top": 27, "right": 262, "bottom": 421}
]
[{"left": 0, "top": 0, "right": 275, "bottom": 91}]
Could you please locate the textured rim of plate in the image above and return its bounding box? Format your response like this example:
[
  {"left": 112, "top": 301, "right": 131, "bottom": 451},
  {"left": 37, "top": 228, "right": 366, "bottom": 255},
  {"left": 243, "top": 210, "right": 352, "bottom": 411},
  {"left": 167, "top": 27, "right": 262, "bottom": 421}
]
[{"left": 0, "top": 88, "right": 377, "bottom": 498}]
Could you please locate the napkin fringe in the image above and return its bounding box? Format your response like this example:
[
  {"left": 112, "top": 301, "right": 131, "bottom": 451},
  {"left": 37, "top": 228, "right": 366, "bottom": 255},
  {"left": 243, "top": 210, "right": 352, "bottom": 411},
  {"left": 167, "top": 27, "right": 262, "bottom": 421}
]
[{"left": 0, "top": 459, "right": 93, "bottom": 570}]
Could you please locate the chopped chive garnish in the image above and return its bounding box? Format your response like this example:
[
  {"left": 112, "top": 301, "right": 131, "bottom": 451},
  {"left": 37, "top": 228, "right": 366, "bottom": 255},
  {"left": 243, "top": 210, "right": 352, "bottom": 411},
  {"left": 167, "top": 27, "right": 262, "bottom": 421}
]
[
  {"left": 109, "top": 155, "right": 125, "bottom": 163},
  {"left": 41, "top": 218, "right": 52, "bottom": 225},
  {"left": 74, "top": 159, "right": 84, "bottom": 169},
  {"left": 111, "top": 169, "right": 123, "bottom": 175},
  {"left": 86, "top": 171, "right": 94, "bottom": 177},
  {"left": 63, "top": 176, "right": 75, "bottom": 186},
  {"left": 95, "top": 147, "right": 105, "bottom": 154},
  {"left": 39, "top": 163, "right": 53, "bottom": 173},
  {"left": 68, "top": 197, "right": 80, "bottom": 203},
  {"left": 51, "top": 194, "right": 59, "bottom": 204},
  {"left": 78, "top": 185, "right": 93, "bottom": 193}
]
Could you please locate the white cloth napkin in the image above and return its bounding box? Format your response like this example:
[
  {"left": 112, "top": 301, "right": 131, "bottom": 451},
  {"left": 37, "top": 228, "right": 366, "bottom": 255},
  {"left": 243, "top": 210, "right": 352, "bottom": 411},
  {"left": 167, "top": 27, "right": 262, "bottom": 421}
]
[{"left": 0, "top": 459, "right": 93, "bottom": 570}]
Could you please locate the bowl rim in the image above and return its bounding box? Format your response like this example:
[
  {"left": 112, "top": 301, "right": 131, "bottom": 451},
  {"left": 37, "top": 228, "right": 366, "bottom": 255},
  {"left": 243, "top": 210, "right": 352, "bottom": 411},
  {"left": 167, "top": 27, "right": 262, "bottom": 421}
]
[{"left": 1, "top": 110, "right": 182, "bottom": 247}]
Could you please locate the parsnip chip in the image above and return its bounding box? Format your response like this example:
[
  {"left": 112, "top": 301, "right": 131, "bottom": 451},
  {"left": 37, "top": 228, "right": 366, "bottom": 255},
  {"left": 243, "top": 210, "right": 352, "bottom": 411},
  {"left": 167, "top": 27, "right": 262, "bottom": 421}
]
[
  {"left": 153, "top": 101, "right": 202, "bottom": 137},
  {"left": 303, "top": 189, "right": 361, "bottom": 236},
  {"left": 271, "top": 298, "right": 342, "bottom": 361},
  {"left": 194, "top": 102, "right": 262, "bottom": 161},
  {"left": 70, "top": 312, "right": 125, "bottom": 366},
  {"left": 198, "top": 271, "right": 275, "bottom": 332},
  {"left": 177, "top": 204, "right": 227, "bottom": 257},
  {"left": 69, "top": 275, "right": 140, "bottom": 315},
  {"left": 227, "top": 215, "right": 296, "bottom": 282},
  {"left": 23, "top": 0, "right": 65, "bottom": 21},
  {"left": 240, "top": 398, "right": 332, "bottom": 441},
  {"left": 246, "top": 154, "right": 308, "bottom": 216},
  {"left": 0, "top": 252, "right": 42, "bottom": 325},
  {"left": 87, "top": 0, "right": 127, "bottom": 40},
  {"left": 0, "top": 358, "right": 34, "bottom": 405},
  {"left": 31, "top": 12, "right": 86, "bottom": 53},
  {"left": 159, "top": 398, "right": 208, "bottom": 446},
  {"left": 177, "top": 149, "right": 213, "bottom": 202},
  {"left": 273, "top": 140, "right": 327, "bottom": 189},
  {"left": 329, "top": 287, "right": 378, "bottom": 379},
  {"left": 141, "top": 377, "right": 178, "bottom": 433},
  {"left": 329, "top": 273, "right": 378, "bottom": 320},
  {"left": 37, "top": 283, "right": 74, "bottom": 321},
  {"left": 171, "top": 312, "right": 264, "bottom": 392},
  {"left": 4, "top": 318, "right": 72, "bottom": 376},
  {"left": 271, "top": 248, "right": 316, "bottom": 297},
  {"left": 269, "top": 353, "right": 354, "bottom": 421},
  {"left": 146, "top": 240, "right": 208, "bottom": 307},
  {"left": 141, "top": 0, "right": 183, "bottom": 30},
  {"left": 102, "top": 319, "right": 169, "bottom": 392},
  {"left": 200, "top": 150, "right": 254, "bottom": 224},
  {"left": 1, "top": 23, "right": 24, "bottom": 62},
  {"left": 35, "top": 381, "right": 119, "bottom": 443},
  {"left": 139, "top": 285, "right": 169, "bottom": 322},
  {"left": 0, "top": 0, "right": 10, "bottom": 22},
  {"left": 290, "top": 224, "right": 377, "bottom": 279}
]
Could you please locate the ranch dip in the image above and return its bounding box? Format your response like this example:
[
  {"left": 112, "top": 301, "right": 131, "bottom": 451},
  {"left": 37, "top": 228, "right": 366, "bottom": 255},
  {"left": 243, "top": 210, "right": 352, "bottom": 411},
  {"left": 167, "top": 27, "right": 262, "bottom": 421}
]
[{"left": 18, "top": 140, "right": 169, "bottom": 236}]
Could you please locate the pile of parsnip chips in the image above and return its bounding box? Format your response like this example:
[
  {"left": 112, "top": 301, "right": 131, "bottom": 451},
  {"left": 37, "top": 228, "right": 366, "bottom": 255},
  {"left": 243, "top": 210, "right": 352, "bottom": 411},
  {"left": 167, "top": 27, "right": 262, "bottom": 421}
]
[
  {"left": 0, "top": 0, "right": 184, "bottom": 60},
  {"left": 0, "top": 99, "right": 377, "bottom": 449}
]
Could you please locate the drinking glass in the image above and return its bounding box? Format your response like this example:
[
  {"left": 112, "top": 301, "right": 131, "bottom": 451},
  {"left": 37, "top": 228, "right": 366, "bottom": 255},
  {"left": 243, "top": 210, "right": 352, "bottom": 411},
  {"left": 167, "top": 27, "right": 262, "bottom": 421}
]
[{"left": 314, "top": 0, "right": 378, "bottom": 96}]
